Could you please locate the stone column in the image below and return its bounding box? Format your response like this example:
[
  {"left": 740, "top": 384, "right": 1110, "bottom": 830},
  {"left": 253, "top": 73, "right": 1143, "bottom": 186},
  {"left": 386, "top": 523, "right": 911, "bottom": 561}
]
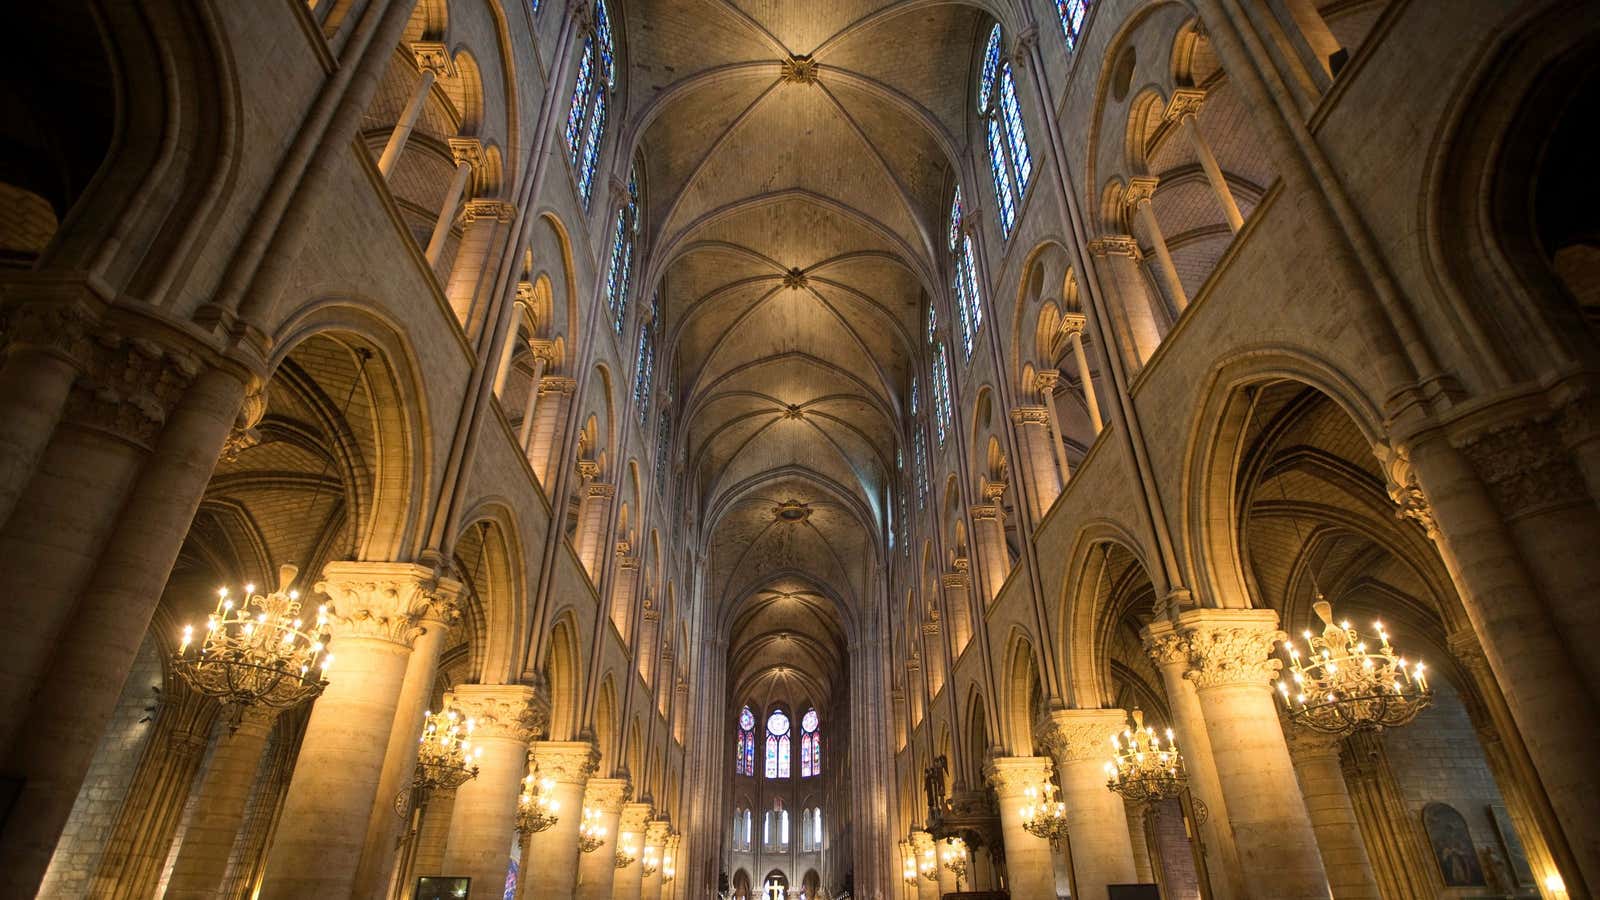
[
  {"left": 1163, "top": 90, "right": 1244, "bottom": 232},
  {"left": 516, "top": 341, "right": 554, "bottom": 449},
  {"left": 575, "top": 479, "right": 615, "bottom": 579},
  {"left": 0, "top": 297, "right": 92, "bottom": 527},
  {"left": 1339, "top": 730, "right": 1437, "bottom": 899},
  {"left": 941, "top": 566, "right": 974, "bottom": 657},
  {"left": 1086, "top": 236, "right": 1164, "bottom": 367},
  {"left": 377, "top": 43, "right": 449, "bottom": 177},
  {"left": 1034, "top": 370, "right": 1075, "bottom": 483},
  {"left": 610, "top": 553, "right": 640, "bottom": 640},
  {"left": 527, "top": 376, "right": 576, "bottom": 485},
  {"left": 412, "top": 787, "right": 458, "bottom": 878},
  {"left": 527, "top": 741, "right": 600, "bottom": 897},
  {"left": 425, "top": 138, "right": 481, "bottom": 265},
  {"left": 935, "top": 837, "right": 961, "bottom": 895},
  {"left": 1126, "top": 177, "right": 1189, "bottom": 313},
  {"left": 258, "top": 562, "right": 453, "bottom": 900},
  {"left": 1124, "top": 801, "right": 1155, "bottom": 883},
  {"left": 639, "top": 819, "right": 670, "bottom": 900},
  {"left": 443, "top": 685, "right": 545, "bottom": 899},
  {"left": 576, "top": 778, "right": 631, "bottom": 900},
  {"left": 909, "top": 829, "right": 940, "bottom": 900},
  {"left": 986, "top": 756, "right": 1057, "bottom": 900},
  {"left": 218, "top": 706, "right": 308, "bottom": 900},
  {"left": 1061, "top": 316, "right": 1103, "bottom": 433},
  {"left": 355, "top": 579, "right": 461, "bottom": 900},
  {"left": 1178, "top": 608, "right": 1329, "bottom": 900},
  {"left": 610, "top": 801, "right": 651, "bottom": 899},
  {"left": 1143, "top": 621, "right": 1244, "bottom": 900},
  {"left": 970, "top": 500, "right": 1010, "bottom": 602},
  {"left": 1283, "top": 727, "right": 1380, "bottom": 900},
  {"left": 1010, "top": 405, "right": 1062, "bottom": 516},
  {"left": 162, "top": 708, "right": 278, "bottom": 900},
  {"left": 1040, "top": 709, "right": 1138, "bottom": 900}
]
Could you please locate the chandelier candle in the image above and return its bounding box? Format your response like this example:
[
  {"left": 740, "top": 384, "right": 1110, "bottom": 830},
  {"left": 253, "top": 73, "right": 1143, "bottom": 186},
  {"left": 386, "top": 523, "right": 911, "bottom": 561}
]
[{"left": 1276, "top": 599, "right": 1432, "bottom": 736}]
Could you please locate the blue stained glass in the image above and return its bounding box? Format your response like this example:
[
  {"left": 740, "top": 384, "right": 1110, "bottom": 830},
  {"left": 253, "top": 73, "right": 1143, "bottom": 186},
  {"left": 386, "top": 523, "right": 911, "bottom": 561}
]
[
  {"left": 914, "top": 431, "right": 928, "bottom": 509},
  {"left": 987, "top": 117, "right": 1017, "bottom": 237},
  {"left": 633, "top": 328, "right": 653, "bottom": 422},
  {"left": 605, "top": 209, "right": 627, "bottom": 323},
  {"left": 566, "top": 41, "right": 594, "bottom": 161},
  {"left": 765, "top": 736, "right": 777, "bottom": 777},
  {"left": 962, "top": 235, "right": 982, "bottom": 340},
  {"left": 578, "top": 91, "right": 607, "bottom": 205},
  {"left": 1000, "top": 67, "right": 1032, "bottom": 191},
  {"left": 778, "top": 736, "right": 790, "bottom": 778},
  {"left": 531, "top": 0, "right": 541, "bottom": 13},
  {"left": 948, "top": 186, "right": 963, "bottom": 252},
  {"left": 1056, "top": 0, "right": 1090, "bottom": 50},
  {"left": 596, "top": 0, "right": 615, "bottom": 86},
  {"left": 954, "top": 273, "right": 973, "bottom": 360},
  {"left": 978, "top": 24, "right": 1002, "bottom": 113},
  {"left": 932, "top": 344, "right": 953, "bottom": 447},
  {"left": 927, "top": 301, "right": 938, "bottom": 345}
]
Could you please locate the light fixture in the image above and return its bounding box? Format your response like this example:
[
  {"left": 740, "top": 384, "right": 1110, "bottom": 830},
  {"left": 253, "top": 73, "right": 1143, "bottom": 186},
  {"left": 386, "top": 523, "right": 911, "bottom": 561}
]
[
  {"left": 1276, "top": 599, "right": 1431, "bottom": 735},
  {"left": 614, "top": 836, "right": 638, "bottom": 869},
  {"left": 660, "top": 850, "right": 675, "bottom": 884},
  {"left": 919, "top": 845, "right": 938, "bottom": 882},
  {"left": 414, "top": 703, "right": 480, "bottom": 791},
  {"left": 641, "top": 846, "right": 659, "bottom": 877},
  {"left": 1105, "top": 708, "right": 1187, "bottom": 802},
  {"left": 938, "top": 837, "right": 969, "bottom": 890},
  {"left": 902, "top": 852, "right": 919, "bottom": 887},
  {"left": 174, "top": 564, "right": 331, "bottom": 728},
  {"left": 516, "top": 772, "right": 560, "bottom": 833},
  {"left": 1019, "top": 780, "right": 1070, "bottom": 845},
  {"left": 578, "top": 807, "right": 608, "bottom": 853}
]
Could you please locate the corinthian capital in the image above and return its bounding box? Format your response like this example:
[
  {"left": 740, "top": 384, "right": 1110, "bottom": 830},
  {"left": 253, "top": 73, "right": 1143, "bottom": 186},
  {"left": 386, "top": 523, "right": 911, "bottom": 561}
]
[
  {"left": 315, "top": 561, "right": 459, "bottom": 645},
  {"left": 584, "top": 777, "right": 633, "bottom": 813},
  {"left": 1163, "top": 88, "right": 1206, "bottom": 123},
  {"left": 1178, "top": 608, "right": 1285, "bottom": 690},
  {"left": 984, "top": 755, "right": 1052, "bottom": 799},
  {"left": 618, "top": 801, "right": 653, "bottom": 835},
  {"left": 1039, "top": 708, "right": 1128, "bottom": 763},
  {"left": 531, "top": 740, "right": 600, "bottom": 785},
  {"left": 447, "top": 683, "right": 548, "bottom": 742},
  {"left": 1374, "top": 441, "right": 1439, "bottom": 539}
]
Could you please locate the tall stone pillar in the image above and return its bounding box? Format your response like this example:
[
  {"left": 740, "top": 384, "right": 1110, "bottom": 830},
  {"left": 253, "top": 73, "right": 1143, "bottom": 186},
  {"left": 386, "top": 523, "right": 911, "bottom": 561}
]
[
  {"left": 162, "top": 708, "right": 278, "bottom": 899},
  {"left": 610, "top": 553, "right": 640, "bottom": 640},
  {"left": 576, "top": 778, "right": 631, "bottom": 900},
  {"left": 425, "top": 139, "right": 480, "bottom": 265},
  {"left": 1035, "top": 370, "right": 1077, "bottom": 481},
  {"left": 969, "top": 500, "right": 1010, "bottom": 602},
  {"left": 1061, "top": 320, "right": 1103, "bottom": 433},
  {"left": 1283, "top": 728, "right": 1380, "bottom": 900},
  {"left": 411, "top": 787, "right": 458, "bottom": 879},
  {"left": 443, "top": 685, "right": 544, "bottom": 899},
  {"left": 639, "top": 819, "right": 670, "bottom": 900},
  {"left": 941, "top": 565, "right": 974, "bottom": 657},
  {"left": 611, "top": 801, "right": 651, "bottom": 899},
  {"left": 909, "top": 829, "right": 940, "bottom": 900},
  {"left": 355, "top": 579, "right": 462, "bottom": 900},
  {"left": 527, "top": 376, "right": 576, "bottom": 486},
  {"left": 1339, "top": 730, "right": 1437, "bottom": 898},
  {"left": 515, "top": 340, "right": 554, "bottom": 447},
  {"left": 527, "top": 741, "right": 599, "bottom": 897},
  {"left": 1142, "top": 620, "right": 1245, "bottom": 900},
  {"left": 1041, "top": 709, "right": 1138, "bottom": 900},
  {"left": 1124, "top": 801, "right": 1154, "bottom": 883},
  {"left": 1163, "top": 90, "right": 1244, "bottom": 232},
  {"left": 1086, "top": 236, "right": 1164, "bottom": 368},
  {"left": 1010, "top": 406, "right": 1062, "bottom": 517},
  {"left": 1126, "top": 177, "right": 1188, "bottom": 313},
  {"left": 986, "top": 756, "right": 1057, "bottom": 900},
  {"left": 258, "top": 562, "right": 452, "bottom": 899},
  {"left": 1179, "top": 608, "right": 1329, "bottom": 900},
  {"left": 377, "top": 43, "right": 449, "bottom": 177},
  {"left": 575, "top": 480, "right": 615, "bottom": 579}
]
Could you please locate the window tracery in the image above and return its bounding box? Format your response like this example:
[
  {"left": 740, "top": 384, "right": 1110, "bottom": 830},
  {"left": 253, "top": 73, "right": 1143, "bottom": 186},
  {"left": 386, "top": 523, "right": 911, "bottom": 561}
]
[
  {"left": 605, "top": 168, "right": 638, "bottom": 334},
  {"left": 736, "top": 705, "right": 756, "bottom": 776},
  {"left": 566, "top": 0, "right": 617, "bottom": 207},
  {"left": 948, "top": 187, "right": 984, "bottom": 361},
  {"left": 765, "top": 709, "right": 791, "bottom": 779},
  {"left": 1056, "top": 0, "right": 1090, "bottom": 50},
  {"left": 931, "top": 344, "right": 953, "bottom": 448},
  {"left": 978, "top": 23, "right": 1032, "bottom": 239},
  {"left": 800, "top": 708, "right": 821, "bottom": 777}
]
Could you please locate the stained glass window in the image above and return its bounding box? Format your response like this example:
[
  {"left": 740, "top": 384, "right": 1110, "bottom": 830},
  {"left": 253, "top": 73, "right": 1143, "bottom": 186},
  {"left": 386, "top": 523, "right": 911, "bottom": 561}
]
[
  {"left": 931, "top": 344, "right": 953, "bottom": 447},
  {"left": 948, "top": 188, "right": 984, "bottom": 361},
  {"left": 999, "top": 68, "right": 1032, "bottom": 190},
  {"left": 565, "top": 41, "right": 594, "bottom": 161},
  {"left": 914, "top": 430, "right": 928, "bottom": 509},
  {"left": 606, "top": 168, "right": 639, "bottom": 333},
  {"left": 736, "top": 706, "right": 755, "bottom": 776},
  {"left": 765, "top": 709, "right": 791, "bottom": 779},
  {"left": 568, "top": 1, "right": 616, "bottom": 208},
  {"left": 978, "top": 23, "right": 1031, "bottom": 240},
  {"left": 910, "top": 377, "right": 919, "bottom": 417},
  {"left": 978, "top": 25, "right": 1002, "bottom": 113},
  {"left": 1056, "top": 0, "right": 1090, "bottom": 50},
  {"left": 987, "top": 118, "right": 1017, "bottom": 237},
  {"left": 800, "top": 708, "right": 821, "bottom": 777}
]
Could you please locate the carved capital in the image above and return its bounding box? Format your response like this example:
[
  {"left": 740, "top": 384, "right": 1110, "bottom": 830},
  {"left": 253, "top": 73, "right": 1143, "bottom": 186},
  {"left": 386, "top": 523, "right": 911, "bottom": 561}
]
[
  {"left": 969, "top": 503, "right": 1003, "bottom": 523},
  {"left": 1374, "top": 441, "right": 1439, "bottom": 539},
  {"left": 1039, "top": 708, "right": 1127, "bottom": 762},
  {"left": 221, "top": 383, "right": 269, "bottom": 462},
  {"left": 1140, "top": 620, "right": 1190, "bottom": 669},
  {"left": 1, "top": 297, "right": 97, "bottom": 364},
  {"left": 1163, "top": 88, "right": 1206, "bottom": 123},
  {"left": 941, "top": 571, "right": 970, "bottom": 591},
  {"left": 531, "top": 740, "right": 600, "bottom": 785},
  {"left": 618, "top": 801, "right": 653, "bottom": 836},
  {"left": 448, "top": 137, "right": 484, "bottom": 169},
  {"left": 1177, "top": 608, "right": 1285, "bottom": 690},
  {"left": 981, "top": 479, "right": 1007, "bottom": 502},
  {"left": 587, "top": 481, "right": 616, "bottom": 500},
  {"left": 1058, "top": 312, "right": 1088, "bottom": 337},
  {"left": 527, "top": 338, "right": 557, "bottom": 365},
  {"left": 64, "top": 335, "right": 202, "bottom": 448},
  {"left": 1281, "top": 721, "right": 1342, "bottom": 758},
  {"left": 539, "top": 374, "right": 578, "bottom": 396},
  {"left": 1446, "top": 627, "right": 1493, "bottom": 682},
  {"left": 1456, "top": 416, "right": 1585, "bottom": 517},
  {"left": 1033, "top": 370, "right": 1061, "bottom": 399},
  {"left": 780, "top": 54, "right": 819, "bottom": 85},
  {"left": 584, "top": 777, "right": 633, "bottom": 813},
  {"left": 1012, "top": 25, "right": 1040, "bottom": 63},
  {"left": 1087, "top": 234, "right": 1141, "bottom": 259},
  {"left": 644, "top": 818, "right": 672, "bottom": 847},
  {"left": 315, "top": 561, "right": 457, "bottom": 646},
  {"left": 983, "top": 755, "right": 1052, "bottom": 799},
  {"left": 410, "top": 41, "right": 452, "bottom": 76},
  {"left": 462, "top": 199, "right": 516, "bottom": 223},
  {"left": 446, "top": 683, "right": 547, "bottom": 742},
  {"left": 922, "top": 620, "right": 940, "bottom": 635},
  {"left": 1124, "top": 176, "right": 1159, "bottom": 209},
  {"left": 951, "top": 556, "right": 970, "bottom": 575},
  {"left": 1009, "top": 405, "right": 1049, "bottom": 426}
]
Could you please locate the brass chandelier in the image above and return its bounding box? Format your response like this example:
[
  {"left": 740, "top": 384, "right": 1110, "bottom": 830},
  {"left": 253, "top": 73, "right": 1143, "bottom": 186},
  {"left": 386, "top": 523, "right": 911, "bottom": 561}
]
[
  {"left": 414, "top": 703, "right": 481, "bottom": 791},
  {"left": 1019, "top": 780, "right": 1070, "bottom": 845},
  {"left": 1105, "top": 709, "right": 1187, "bottom": 802},
  {"left": 578, "top": 807, "right": 608, "bottom": 853},
  {"left": 516, "top": 771, "right": 560, "bottom": 833},
  {"left": 174, "top": 564, "right": 331, "bottom": 726},
  {"left": 1277, "top": 599, "right": 1431, "bottom": 736}
]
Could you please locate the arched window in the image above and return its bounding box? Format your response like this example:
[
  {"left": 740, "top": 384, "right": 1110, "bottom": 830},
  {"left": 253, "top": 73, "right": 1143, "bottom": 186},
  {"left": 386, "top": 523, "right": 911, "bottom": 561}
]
[
  {"left": 948, "top": 187, "right": 983, "bottom": 361},
  {"left": 914, "top": 430, "right": 928, "bottom": 509},
  {"left": 763, "top": 799, "right": 789, "bottom": 848},
  {"left": 736, "top": 706, "right": 756, "bottom": 776},
  {"left": 1056, "top": 0, "right": 1090, "bottom": 50},
  {"left": 605, "top": 167, "right": 638, "bottom": 333},
  {"left": 813, "top": 808, "right": 823, "bottom": 847},
  {"left": 978, "top": 24, "right": 1032, "bottom": 239},
  {"left": 800, "top": 708, "right": 821, "bottom": 777},
  {"left": 765, "top": 709, "right": 791, "bottom": 778},
  {"left": 566, "top": 0, "right": 616, "bottom": 207},
  {"left": 931, "top": 343, "right": 953, "bottom": 447}
]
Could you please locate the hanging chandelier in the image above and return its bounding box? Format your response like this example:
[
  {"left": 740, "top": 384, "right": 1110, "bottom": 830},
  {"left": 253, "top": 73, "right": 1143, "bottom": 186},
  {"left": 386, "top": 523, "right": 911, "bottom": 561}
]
[
  {"left": 1105, "top": 708, "right": 1187, "bottom": 802},
  {"left": 1277, "top": 598, "right": 1431, "bottom": 735},
  {"left": 516, "top": 772, "right": 560, "bottom": 833},
  {"left": 1019, "top": 780, "right": 1070, "bottom": 845},
  {"left": 660, "top": 847, "right": 675, "bottom": 884},
  {"left": 414, "top": 703, "right": 480, "bottom": 791},
  {"left": 919, "top": 845, "right": 938, "bottom": 882},
  {"left": 640, "top": 846, "right": 659, "bottom": 877},
  {"left": 614, "top": 835, "right": 638, "bottom": 869},
  {"left": 938, "top": 837, "right": 969, "bottom": 890},
  {"left": 578, "top": 807, "right": 608, "bottom": 853},
  {"left": 902, "top": 851, "right": 919, "bottom": 887},
  {"left": 174, "top": 564, "right": 331, "bottom": 726}
]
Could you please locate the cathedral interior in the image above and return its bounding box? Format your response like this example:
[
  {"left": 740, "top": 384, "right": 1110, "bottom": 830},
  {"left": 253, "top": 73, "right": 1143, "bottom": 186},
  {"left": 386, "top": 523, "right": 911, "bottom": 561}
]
[{"left": 1, "top": 0, "right": 1597, "bottom": 898}]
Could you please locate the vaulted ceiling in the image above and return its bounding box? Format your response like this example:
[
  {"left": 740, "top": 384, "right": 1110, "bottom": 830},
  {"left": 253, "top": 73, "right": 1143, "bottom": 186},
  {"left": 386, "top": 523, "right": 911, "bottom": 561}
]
[{"left": 621, "top": 0, "right": 991, "bottom": 704}]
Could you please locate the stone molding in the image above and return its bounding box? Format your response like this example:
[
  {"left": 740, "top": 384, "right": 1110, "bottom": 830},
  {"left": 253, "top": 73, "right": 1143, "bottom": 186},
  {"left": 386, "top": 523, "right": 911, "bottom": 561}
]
[
  {"left": 1456, "top": 416, "right": 1585, "bottom": 517},
  {"left": 63, "top": 333, "right": 203, "bottom": 448},
  {"left": 782, "top": 267, "right": 809, "bottom": 289},
  {"left": 1141, "top": 619, "right": 1189, "bottom": 669},
  {"left": 1177, "top": 608, "right": 1285, "bottom": 690},
  {"left": 1281, "top": 722, "right": 1341, "bottom": 758},
  {"left": 1009, "top": 406, "right": 1049, "bottom": 426},
  {"left": 1087, "top": 234, "right": 1141, "bottom": 259},
  {"left": 941, "top": 570, "right": 970, "bottom": 590},
  {"left": 448, "top": 137, "right": 484, "bottom": 169},
  {"left": 780, "top": 54, "right": 819, "bottom": 85},
  {"left": 618, "top": 801, "right": 653, "bottom": 835},
  {"left": 315, "top": 561, "right": 460, "bottom": 645},
  {"left": 984, "top": 755, "right": 1052, "bottom": 798},
  {"left": 586, "top": 481, "right": 616, "bottom": 500},
  {"left": 1163, "top": 88, "right": 1206, "bottom": 122},
  {"left": 462, "top": 199, "right": 516, "bottom": 223},
  {"left": 539, "top": 374, "right": 578, "bottom": 396},
  {"left": 583, "top": 777, "right": 633, "bottom": 813},
  {"left": 1011, "top": 24, "right": 1040, "bottom": 64},
  {"left": 530, "top": 740, "right": 600, "bottom": 785},
  {"left": 221, "top": 383, "right": 269, "bottom": 462},
  {"left": 409, "top": 41, "right": 452, "bottom": 76},
  {"left": 1038, "top": 708, "right": 1128, "bottom": 763},
  {"left": 446, "top": 683, "right": 547, "bottom": 742},
  {"left": 1374, "top": 441, "right": 1439, "bottom": 539},
  {"left": 1124, "top": 176, "right": 1159, "bottom": 209},
  {"left": 970, "top": 503, "right": 1003, "bottom": 523},
  {"left": 1059, "top": 312, "right": 1088, "bottom": 336}
]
